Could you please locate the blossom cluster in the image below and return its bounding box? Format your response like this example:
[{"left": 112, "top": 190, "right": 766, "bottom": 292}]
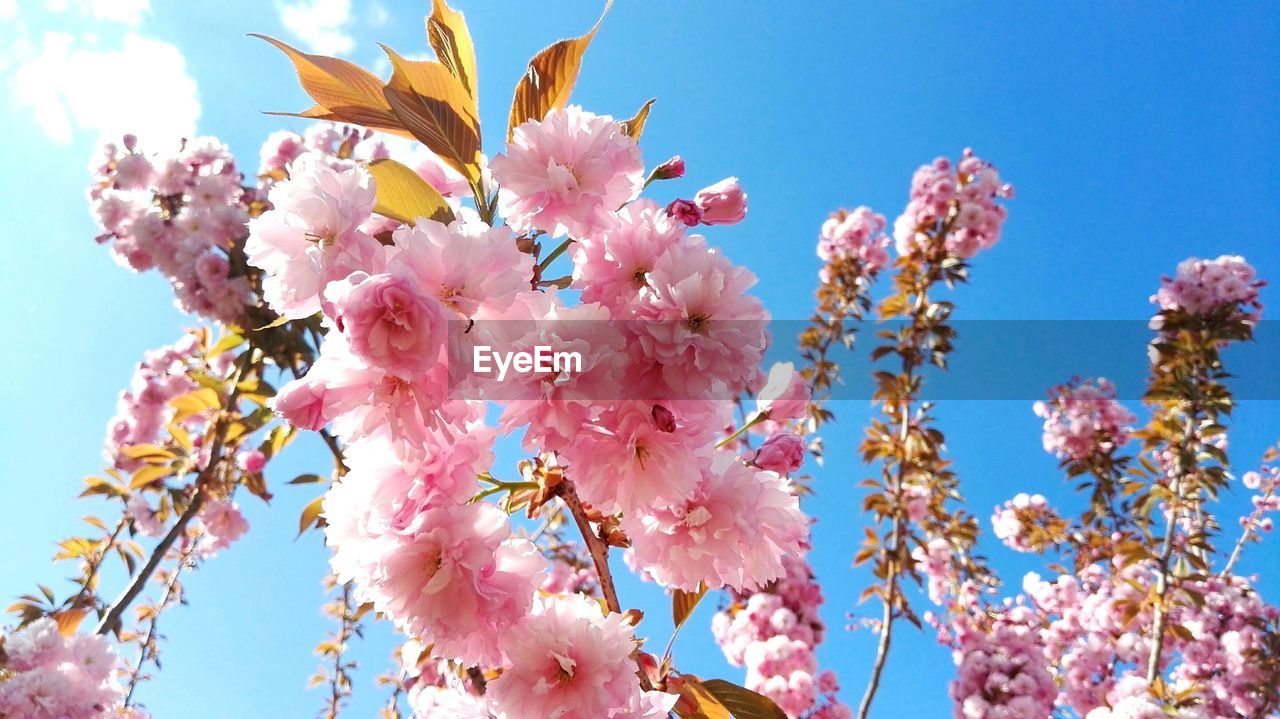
[
  {"left": 939, "top": 604, "right": 1056, "bottom": 719},
  {"left": 926, "top": 556, "right": 1280, "bottom": 718},
  {"left": 816, "top": 206, "right": 890, "bottom": 279},
  {"left": 893, "top": 149, "right": 1013, "bottom": 258},
  {"left": 712, "top": 553, "right": 851, "bottom": 719},
  {"left": 0, "top": 618, "right": 142, "bottom": 719},
  {"left": 90, "top": 135, "right": 254, "bottom": 324},
  {"left": 89, "top": 123, "right": 466, "bottom": 327},
  {"left": 244, "top": 104, "right": 811, "bottom": 718},
  {"left": 1023, "top": 563, "right": 1279, "bottom": 718},
  {"left": 990, "top": 493, "right": 1066, "bottom": 553},
  {"left": 102, "top": 332, "right": 251, "bottom": 557},
  {"left": 1032, "top": 377, "right": 1135, "bottom": 461},
  {"left": 1242, "top": 466, "right": 1280, "bottom": 533},
  {"left": 1151, "top": 255, "right": 1265, "bottom": 318},
  {"left": 103, "top": 332, "right": 217, "bottom": 470}
]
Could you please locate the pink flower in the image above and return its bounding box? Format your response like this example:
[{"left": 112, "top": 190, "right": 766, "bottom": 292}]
[
  {"left": 1033, "top": 377, "right": 1135, "bottom": 461},
  {"left": 325, "top": 497, "right": 544, "bottom": 667},
  {"left": 492, "top": 105, "right": 644, "bottom": 239},
  {"left": 238, "top": 449, "right": 267, "bottom": 474},
  {"left": 272, "top": 374, "right": 329, "bottom": 430},
  {"left": 245, "top": 158, "right": 381, "bottom": 319},
  {"left": 756, "top": 362, "right": 810, "bottom": 422},
  {"left": 624, "top": 454, "right": 809, "bottom": 592},
  {"left": 572, "top": 199, "right": 689, "bottom": 315},
  {"left": 695, "top": 177, "right": 748, "bottom": 225},
  {"left": 199, "top": 500, "right": 249, "bottom": 556},
  {"left": 1151, "top": 255, "right": 1263, "bottom": 318},
  {"left": 480, "top": 295, "right": 629, "bottom": 452},
  {"left": 754, "top": 433, "right": 805, "bottom": 474},
  {"left": 0, "top": 619, "right": 125, "bottom": 719},
  {"left": 490, "top": 593, "right": 642, "bottom": 719},
  {"left": 893, "top": 150, "right": 1011, "bottom": 259},
  {"left": 388, "top": 218, "right": 534, "bottom": 318},
  {"left": 817, "top": 206, "right": 891, "bottom": 274},
  {"left": 127, "top": 494, "right": 166, "bottom": 538},
  {"left": 560, "top": 401, "right": 707, "bottom": 514},
  {"left": 631, "top": 240, "right": 769, "bottom": 398},
  {"left": 328, "top": 272, "right": 451, "bottom": 377}
]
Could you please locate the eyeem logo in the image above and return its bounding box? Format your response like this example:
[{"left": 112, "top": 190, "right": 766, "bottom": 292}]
[{"left": 473, "top": 345, "right": 584, "bottom": 381}]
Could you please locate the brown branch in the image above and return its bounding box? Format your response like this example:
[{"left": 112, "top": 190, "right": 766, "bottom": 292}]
[
  {"left": 559, "top": 480, "right": 653, "bottom": 692},
  {"left": 96, "top": 365, "right": 245, "bottom": 635},
  {"left": 560, "top": 481, "right": 621, "bottom": 615}
]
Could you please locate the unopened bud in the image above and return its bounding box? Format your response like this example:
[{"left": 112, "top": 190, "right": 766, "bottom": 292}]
[
  {"left": 651, "top": 404, "right": 676, "bottom": 433},
  {"left": 666, "top": 199, "right": 701, "bottom": 227},
  {"left": 651, "top": 155, "right": 685, "bottom": 181}
]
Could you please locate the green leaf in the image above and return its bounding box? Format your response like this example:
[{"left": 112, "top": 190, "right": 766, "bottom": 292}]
[{"left": 289, "top": 473, "right": 326, "bottom": 485}]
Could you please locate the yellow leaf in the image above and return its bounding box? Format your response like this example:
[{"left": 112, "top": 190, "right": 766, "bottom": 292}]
[
  {"left": 507, "top": 0, "right": 611, "bottom": 140},
  {"left": 366, "top": 158, "right": 456, "bottom": 226},
  {"left": 619, "top": 98, "right": 655, "bottom": 141},
  {"left": 427, "top": 0, "right": 478, "bottom": 100},
  {"left": 210, "top": 333, "right": 244, "bottom": 356},
  {"left": 119, "top": 444, "right": 176, "bottom": 461},
  {"left": 129, "top": 464, "right": 173, "bottom": 490},
  {"left": 380, "top": 45, "right": 481, "bottom": 183},
  {"left": 251, "top": 34, "right": 410, "bottom": 137},
  {"left": 298, "top": 496, "right": 326, "bottom": 538},
  {"left": 171, "top": 387, "right": 220, "bottom": 422}
]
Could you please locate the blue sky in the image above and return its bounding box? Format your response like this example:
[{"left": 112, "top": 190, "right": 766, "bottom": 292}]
[{"left": 0, "top": 1, "right": 1277, "bottom": 717}]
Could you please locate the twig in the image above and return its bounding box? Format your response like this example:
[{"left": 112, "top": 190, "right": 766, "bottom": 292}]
[{"left": 123, "top": 545, "right": 192, "bottom": 706}]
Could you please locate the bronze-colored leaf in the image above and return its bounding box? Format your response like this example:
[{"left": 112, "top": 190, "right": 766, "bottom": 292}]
[
  {"left": 250, "top": 34, "right": 410, "bottom": 137},
  {"left": 506, "top": 0, "right": 612, "bottom": 140},
  {"left": 676, "top": 677, "right": 732, "bottom": 719},
  {"left": 366, "top": 158, "right": 456, "bottom": 226},
  {"left": 298, "top": 496, "right": 326, "bottom": 538},
  {"left": 701, "top": 679, "right": 788, "bottom": 719},
  {"left": 53, "top": 609, "right": 88, "bottom": 636},
  {"left": 672, "top": 581, "right": 706, "bottom": 629},
  {"left": 380, "top": 45, "right": 482, "bottom": 183},
  {"left": 619, "top": 98, "right": 655, "bottom": 140},
  {"left": 427, "top": 0, "right": 478, "bottom": 100}
]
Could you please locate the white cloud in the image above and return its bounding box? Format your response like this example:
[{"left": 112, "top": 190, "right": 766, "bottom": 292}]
[
  {"left": 42, "top": 0, "right": 149, "bottom": 24},
  {"left": 277, "top": 0, "right": 354, "bottom": 55},
  {"left": 366, "top": 1, "right": 389, "bottom": 28},
  {"left": 85, "top": 0, "right": 149, "bottom": 25},
  {"left": 0, "top": 0, "right": 17, "bottom": 21},
  {"left": 12, "top": 31, "right": 200, "bottom": 144}
]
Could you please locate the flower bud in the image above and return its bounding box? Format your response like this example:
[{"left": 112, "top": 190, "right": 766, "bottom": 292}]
[
  {"left": 756, "top": 362, "right": 810, "bottom": 422},
  {"left": 753, "top": 433, "right": 805, "bottom": 474},
  {"left": 651, "top": 155, "right": 685, "bottom": 181},
  {"left": 666, "top": 198, "right": 701, "bottom": 227},
  {"left": 695, "top": 176, "right": 747, "bottom": 225},
  {"left": 238, "top": 449, "right": 267, "bottom": 474},
  {"left": 273, "top": 377, "right": 328, "bottom": 431},
  {"left": 651, "top": 404, "right": 677, "bottom": 433}
]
